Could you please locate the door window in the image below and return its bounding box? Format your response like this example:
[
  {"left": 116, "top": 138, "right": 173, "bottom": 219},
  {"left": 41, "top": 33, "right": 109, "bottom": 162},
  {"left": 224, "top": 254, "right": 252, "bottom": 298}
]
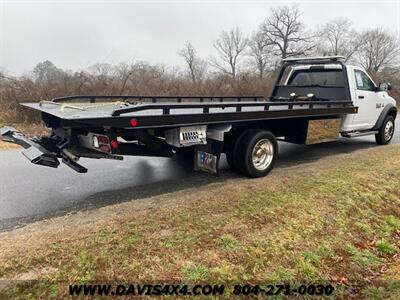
[{"left": 354, "top": 70, "right": 375, "bottom": 91}]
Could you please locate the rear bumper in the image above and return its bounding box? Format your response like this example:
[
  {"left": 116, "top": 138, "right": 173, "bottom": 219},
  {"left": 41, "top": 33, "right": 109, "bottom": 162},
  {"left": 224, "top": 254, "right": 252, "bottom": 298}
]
[{"left": 0, "top": 126, "right": 60, "bottom": 168}]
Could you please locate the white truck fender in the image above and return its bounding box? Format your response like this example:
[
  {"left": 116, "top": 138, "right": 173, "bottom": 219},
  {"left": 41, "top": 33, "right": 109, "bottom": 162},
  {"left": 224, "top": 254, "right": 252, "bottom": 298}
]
[{"left": 372, "top": 104, "right": 397, "bottom": 130}]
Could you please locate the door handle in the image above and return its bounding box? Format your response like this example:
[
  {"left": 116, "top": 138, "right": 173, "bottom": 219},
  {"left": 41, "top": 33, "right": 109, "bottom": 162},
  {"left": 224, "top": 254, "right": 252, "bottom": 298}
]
[{"left": 358, "top": 95, "right": 364, "bottom": 99}]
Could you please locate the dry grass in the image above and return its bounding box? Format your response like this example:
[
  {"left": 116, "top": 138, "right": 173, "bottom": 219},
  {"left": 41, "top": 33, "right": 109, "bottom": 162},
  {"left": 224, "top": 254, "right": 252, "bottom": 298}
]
[
  {"left": 0, "top": 141, "right": 19, "bottom": 150},
  {"left": 0, "top": 145, "right": 399, "bottom": 299}
]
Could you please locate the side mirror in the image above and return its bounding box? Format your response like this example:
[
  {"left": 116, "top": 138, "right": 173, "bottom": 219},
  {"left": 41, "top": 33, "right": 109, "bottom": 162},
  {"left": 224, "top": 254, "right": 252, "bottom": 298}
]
[{"left": 378, "top": 82, "right": 391, "bottom": 91}]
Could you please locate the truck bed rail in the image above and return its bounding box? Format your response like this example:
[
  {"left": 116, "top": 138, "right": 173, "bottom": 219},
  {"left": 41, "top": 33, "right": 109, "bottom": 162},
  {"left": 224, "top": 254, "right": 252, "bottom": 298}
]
[
  {"left": 51, "top": 95, "right": 267, "bottom": 104},
  {"left": 111, "top": 100, "right": 354, "bottom": 116},
  {"left": 24, "top": 97, "right": 357, "bottom": 129}
]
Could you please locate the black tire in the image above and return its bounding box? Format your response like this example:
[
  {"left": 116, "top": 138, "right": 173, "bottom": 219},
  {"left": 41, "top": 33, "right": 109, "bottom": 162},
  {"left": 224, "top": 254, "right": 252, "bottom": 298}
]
[
  {"left": 236, "top": 130, "right": 278, "bottom": 178},
  {"left": 225, "top": 131, "right": 248, "bottom": 171},
  {"left": 375, "top": 115, "right": 395, "bottom": 145}
]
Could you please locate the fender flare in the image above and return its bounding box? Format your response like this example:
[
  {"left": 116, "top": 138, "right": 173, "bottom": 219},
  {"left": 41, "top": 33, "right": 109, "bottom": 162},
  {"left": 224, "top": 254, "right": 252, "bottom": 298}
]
[{"left": 372, "top": 104, "right": 397, "bottom": 130}]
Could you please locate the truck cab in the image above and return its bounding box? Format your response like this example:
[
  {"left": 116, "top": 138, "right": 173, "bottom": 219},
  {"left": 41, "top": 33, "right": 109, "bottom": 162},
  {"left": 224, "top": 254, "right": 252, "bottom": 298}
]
[
  {"left": 343, "top": 65, "right": 396, "bottom": 132},
  {"left": 283, "top": 59, "right": 397, "bottom": 143}
]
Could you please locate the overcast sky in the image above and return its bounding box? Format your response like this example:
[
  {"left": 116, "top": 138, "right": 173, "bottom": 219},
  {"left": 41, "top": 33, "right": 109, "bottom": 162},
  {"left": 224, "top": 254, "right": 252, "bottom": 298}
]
[{"left": 1, "top": 0, "right": 399, "bottom": 75}]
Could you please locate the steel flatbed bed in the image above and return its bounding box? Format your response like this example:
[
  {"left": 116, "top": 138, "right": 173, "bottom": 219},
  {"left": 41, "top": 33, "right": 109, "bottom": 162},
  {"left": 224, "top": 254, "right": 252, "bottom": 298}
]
[{"left": 24, "top": 95, "right": 356, "bottom": 129}]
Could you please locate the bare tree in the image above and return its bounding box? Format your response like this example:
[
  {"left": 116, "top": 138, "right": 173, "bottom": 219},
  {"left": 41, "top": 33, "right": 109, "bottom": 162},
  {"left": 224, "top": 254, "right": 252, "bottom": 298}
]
[
  {"left": 355, "top": 28, "right": 400, "bottom": 73},
  {"left": 88, "top": 63, "right": 115, "bottom": 88},
  {"left": 115, "top": 62, "right": 135, "bottom": 95},
  {"left": 178, "top": 41, "right": 207, "bottom": 83},
  {"left": 248, "top": 31, "right": 277, "bottom": 78},
  {"left": 210, "top": 28, "right": 248, "bottom": 78},
  {"left": 32, "top": 60, "right": 65, "bottom": 84},
  {"left": 260, "top": 5, "right": 314, "bottom": 60},
  {"left": 317, "top": 18, "right": 361, "bottom": 61}
]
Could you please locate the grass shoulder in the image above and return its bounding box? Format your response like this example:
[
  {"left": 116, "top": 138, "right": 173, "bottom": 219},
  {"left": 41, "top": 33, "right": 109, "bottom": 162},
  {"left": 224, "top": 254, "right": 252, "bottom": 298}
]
[{"left": 0, "top": 145, "right": 399, "bottom": 299}]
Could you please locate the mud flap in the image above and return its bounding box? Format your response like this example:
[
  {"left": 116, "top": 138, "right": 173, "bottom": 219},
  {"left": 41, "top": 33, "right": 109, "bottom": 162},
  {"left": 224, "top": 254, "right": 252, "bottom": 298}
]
[{"left": 194, "top": 139, "right": 223, "bottom": 175}]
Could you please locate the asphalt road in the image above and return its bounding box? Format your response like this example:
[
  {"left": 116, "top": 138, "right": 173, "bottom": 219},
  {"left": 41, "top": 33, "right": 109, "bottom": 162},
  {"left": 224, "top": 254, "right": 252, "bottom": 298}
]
[{"left": 0, "top": 119, "right": 399, "bottom": 231}]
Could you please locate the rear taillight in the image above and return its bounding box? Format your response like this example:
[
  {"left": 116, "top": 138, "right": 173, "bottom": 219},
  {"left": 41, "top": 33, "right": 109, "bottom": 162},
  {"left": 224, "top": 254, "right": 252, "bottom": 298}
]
[
  {"left": 92, "top": 134, "right": 111, "bottom": 153},
  {"left": 97, "top": 135, "right": 109, "bottom": 144},
  {"left": 100, "top": 144, "right": 110, "bottom": 153}
]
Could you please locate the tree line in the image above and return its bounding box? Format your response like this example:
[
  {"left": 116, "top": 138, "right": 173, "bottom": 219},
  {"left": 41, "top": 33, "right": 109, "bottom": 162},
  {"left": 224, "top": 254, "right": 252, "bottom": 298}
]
[
  {"left": 0, "top": 4, "right": 399, "bottom": 123},
  {"left": 180, "top": 5, "right": 399, "bottom": 82}
]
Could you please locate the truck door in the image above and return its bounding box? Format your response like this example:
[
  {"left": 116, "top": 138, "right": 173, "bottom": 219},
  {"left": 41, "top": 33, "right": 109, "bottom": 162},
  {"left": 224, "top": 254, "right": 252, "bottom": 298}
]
[{"left": 352, "top": 69, "right": 381, "bottom": 130}]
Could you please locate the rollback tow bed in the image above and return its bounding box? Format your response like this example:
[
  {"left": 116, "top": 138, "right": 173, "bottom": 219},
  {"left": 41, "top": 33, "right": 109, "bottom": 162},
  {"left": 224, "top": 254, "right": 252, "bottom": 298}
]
[
  {"left": 1, "top": 95, "right": 356, "bottom": 173},
  {"left": 0, "top": 57, "right": 360, "bottom": 177}
]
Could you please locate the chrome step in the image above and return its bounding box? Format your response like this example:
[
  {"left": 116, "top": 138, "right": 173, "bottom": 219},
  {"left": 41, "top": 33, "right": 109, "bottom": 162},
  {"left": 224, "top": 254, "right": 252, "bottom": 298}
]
[{"left": 341, "top": 130, "right": 378, "bottom": 138}]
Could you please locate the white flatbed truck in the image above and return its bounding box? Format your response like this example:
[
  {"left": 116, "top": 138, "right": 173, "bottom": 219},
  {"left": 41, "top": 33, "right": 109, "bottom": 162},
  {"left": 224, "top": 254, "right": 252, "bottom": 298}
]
[{"left": 1, "top": 56, "right": 397, "bottom": 178}]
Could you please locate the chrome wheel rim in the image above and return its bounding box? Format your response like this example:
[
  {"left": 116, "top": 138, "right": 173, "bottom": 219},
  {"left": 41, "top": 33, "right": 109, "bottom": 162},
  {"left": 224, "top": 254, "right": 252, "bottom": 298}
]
[
  {"left": 252, "top": 139, "right": 274, "bottom": 171},
  {"left": 384, "top": 120, "right": 394, "bottom": 141}
]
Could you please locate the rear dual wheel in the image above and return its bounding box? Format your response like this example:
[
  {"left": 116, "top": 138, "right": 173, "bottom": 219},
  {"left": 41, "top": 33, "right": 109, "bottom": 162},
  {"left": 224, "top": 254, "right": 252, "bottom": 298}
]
[
  {"left": 226, "top": 131, "right": 247, "bottom": 172},
  {"left": 226, "top": 130, "right": 278, "bottom": 178}
]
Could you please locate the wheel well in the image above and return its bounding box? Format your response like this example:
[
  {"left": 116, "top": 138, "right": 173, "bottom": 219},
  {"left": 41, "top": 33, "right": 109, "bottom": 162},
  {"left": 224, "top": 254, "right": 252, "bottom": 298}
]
[
  {"left": 224, "top": 119, "right": 311, "bottom": 150},
  {"left": 373, "top": 106, "right": 397, "bottom": 130},
  {"left": 223, "top": 125, "right": 277, "bottom": 152},
  {"left": 224, "top": 120, "right": 290, "bottom": 141},
  {"left": 388, "top": 109, "right": 397, "bottom": 119}
]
